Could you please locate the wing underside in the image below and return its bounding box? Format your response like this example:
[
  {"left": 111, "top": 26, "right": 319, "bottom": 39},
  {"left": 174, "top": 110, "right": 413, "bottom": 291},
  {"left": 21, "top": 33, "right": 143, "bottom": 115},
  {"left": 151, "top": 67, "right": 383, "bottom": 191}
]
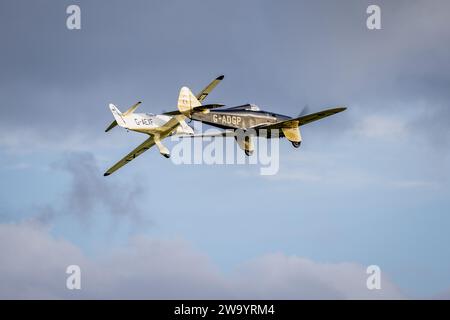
[
  {"left": 259, "top": 107, "right": 346, "bottom": 129},
  {"left": 104, "top": 136, "right": 156, "bottom": 176}
]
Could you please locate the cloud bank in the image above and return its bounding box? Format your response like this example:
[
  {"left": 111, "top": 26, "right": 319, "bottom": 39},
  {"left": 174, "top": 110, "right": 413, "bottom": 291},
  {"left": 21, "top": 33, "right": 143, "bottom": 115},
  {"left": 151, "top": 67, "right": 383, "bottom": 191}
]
[{"left": 0, "top": 221, "right": 404, "bottom": 299}]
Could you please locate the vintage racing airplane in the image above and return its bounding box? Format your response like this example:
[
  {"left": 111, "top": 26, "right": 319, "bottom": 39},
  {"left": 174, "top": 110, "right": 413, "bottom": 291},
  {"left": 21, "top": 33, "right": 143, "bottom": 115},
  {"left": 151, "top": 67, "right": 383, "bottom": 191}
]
[
  {"left": 103, "top": 76, "right": 224, "bottom": 176},
  {"left": 185, "top": 76, "right": 347, "bottom": 156}
]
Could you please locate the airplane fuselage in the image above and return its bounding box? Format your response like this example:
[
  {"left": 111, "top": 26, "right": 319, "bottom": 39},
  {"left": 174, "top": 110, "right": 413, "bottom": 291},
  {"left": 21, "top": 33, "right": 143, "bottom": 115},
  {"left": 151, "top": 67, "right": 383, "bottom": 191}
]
[{"left": 190, "top": 104, "right": 291, "bottom": 137}]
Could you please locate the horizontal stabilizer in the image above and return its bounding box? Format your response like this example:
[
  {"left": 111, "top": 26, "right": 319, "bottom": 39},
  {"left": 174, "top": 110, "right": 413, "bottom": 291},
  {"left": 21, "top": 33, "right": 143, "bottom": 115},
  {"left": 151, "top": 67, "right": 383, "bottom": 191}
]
[
  {"left": 123, "top": 101, "right": 142, "bottom": 116},
  {"left": 105, "top": 120, "right": 118, "bottom": 132},
  {"left": 259, "top": 107, "right": 346, "bottom": 129}
]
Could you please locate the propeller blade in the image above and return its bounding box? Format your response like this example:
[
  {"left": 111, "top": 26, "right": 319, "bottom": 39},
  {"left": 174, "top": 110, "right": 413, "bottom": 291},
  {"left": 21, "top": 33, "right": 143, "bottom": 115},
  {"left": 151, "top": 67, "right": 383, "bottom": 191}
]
[{"left": 297, "top": 104, "right": 310, "bottom": 117}]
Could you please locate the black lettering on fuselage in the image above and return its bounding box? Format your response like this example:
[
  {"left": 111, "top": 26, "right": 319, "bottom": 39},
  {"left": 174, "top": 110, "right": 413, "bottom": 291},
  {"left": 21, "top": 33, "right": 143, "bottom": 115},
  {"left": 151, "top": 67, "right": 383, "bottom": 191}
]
[
  {"left": 212, "top": 114, "right": 242, "bottom": 127},
  {"left": 134, "top": 118, "right": 153, "bottom": 126}
]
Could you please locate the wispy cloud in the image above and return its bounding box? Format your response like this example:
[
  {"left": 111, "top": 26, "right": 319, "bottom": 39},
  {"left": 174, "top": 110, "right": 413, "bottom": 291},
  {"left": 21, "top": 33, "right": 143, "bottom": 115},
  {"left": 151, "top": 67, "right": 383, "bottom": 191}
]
[{"left": 354, "top": 115, "right": 407, "bottom": 140}]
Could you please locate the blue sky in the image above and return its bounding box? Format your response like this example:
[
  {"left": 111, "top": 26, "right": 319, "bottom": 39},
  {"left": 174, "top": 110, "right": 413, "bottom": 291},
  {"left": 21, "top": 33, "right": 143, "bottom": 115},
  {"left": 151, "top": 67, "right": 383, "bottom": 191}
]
[{"left": 0, "top": 0, "right": 450, "bottom": 299}]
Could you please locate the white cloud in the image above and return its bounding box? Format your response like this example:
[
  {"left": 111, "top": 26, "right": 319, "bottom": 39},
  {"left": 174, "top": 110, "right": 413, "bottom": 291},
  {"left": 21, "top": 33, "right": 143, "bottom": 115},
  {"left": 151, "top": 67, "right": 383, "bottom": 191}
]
[
  {"left": 390, "top": 180, "right": 437, "bottom": 189},
  {"left": 0, "top": 221, "right": 405, "bottom": 299},
  {"left": 0, "top": 125, "right": 135, "bottom": 155},
  {"left": 354, "top": 115, "right": 407, "bottom": 140},
  {"left": 233, "top": 254, "right": 403, "bottom": 299},
  {"left": 265, "top": 171, "right": 323, "bottom": 183}
]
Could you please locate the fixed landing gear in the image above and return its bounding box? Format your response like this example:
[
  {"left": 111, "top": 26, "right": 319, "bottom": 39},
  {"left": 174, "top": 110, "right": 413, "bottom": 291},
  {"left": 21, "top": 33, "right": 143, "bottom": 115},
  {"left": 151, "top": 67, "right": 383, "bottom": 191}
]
[
  {"left": 245, "top": 150, "right": 253, "bottom": 156},
  {"left": 155, "top": 139, "right": 170, "bottom": 159},
  {"left": 292, "top": 141, "right": 301, "bottom": 148}
]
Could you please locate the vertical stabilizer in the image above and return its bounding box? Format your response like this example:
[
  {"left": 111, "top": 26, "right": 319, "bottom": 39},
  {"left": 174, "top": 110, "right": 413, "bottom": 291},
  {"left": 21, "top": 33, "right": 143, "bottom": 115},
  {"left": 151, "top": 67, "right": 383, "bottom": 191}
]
[
  {"left": 108, "top": 104, "right": 127, "bottom": 127},
  {"left": 177, "top": 87, "right": 201, "bottom": 116}
]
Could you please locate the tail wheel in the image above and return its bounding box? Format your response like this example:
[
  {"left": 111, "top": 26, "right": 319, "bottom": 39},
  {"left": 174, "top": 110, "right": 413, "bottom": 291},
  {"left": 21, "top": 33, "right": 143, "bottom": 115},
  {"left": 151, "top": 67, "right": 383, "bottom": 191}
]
[
  {"left": 245, "top": 150, "right": 253, "bottom": 156},
  {"left": 292, "top": 141, "right": 301, "bottom": 148}
]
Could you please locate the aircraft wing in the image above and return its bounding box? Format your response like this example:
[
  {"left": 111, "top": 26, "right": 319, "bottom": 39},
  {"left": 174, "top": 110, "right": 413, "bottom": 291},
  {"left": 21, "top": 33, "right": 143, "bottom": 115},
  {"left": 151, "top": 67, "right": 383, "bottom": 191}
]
[
  {"left": 196, "top": 75, "right": 224, "bottom": 102},
  {"left": 104, "top": 136, "right": 156, "bottom": 176},
  {"left": 259, "top": 107, "right": 346, "bottom": 129},
  {"left": 150, "top": 114, "right": 186, "bottom": 134}
]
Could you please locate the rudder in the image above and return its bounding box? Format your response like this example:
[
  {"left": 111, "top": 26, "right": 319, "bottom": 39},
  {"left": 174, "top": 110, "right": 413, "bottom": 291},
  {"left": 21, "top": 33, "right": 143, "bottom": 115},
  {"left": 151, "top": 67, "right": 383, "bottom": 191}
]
[
  {"left": 108, "top": 103, "right": 127, "bottom": 127},
  {"left": 177, "top": 87, "right": 201, "bottom": 116}
]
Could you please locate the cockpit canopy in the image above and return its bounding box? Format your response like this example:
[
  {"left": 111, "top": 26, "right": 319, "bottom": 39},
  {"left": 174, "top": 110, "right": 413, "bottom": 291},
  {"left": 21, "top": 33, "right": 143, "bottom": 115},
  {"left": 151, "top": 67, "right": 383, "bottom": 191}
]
[{"left": 226, "top": 104, "right": 260, "bottom": 111}]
